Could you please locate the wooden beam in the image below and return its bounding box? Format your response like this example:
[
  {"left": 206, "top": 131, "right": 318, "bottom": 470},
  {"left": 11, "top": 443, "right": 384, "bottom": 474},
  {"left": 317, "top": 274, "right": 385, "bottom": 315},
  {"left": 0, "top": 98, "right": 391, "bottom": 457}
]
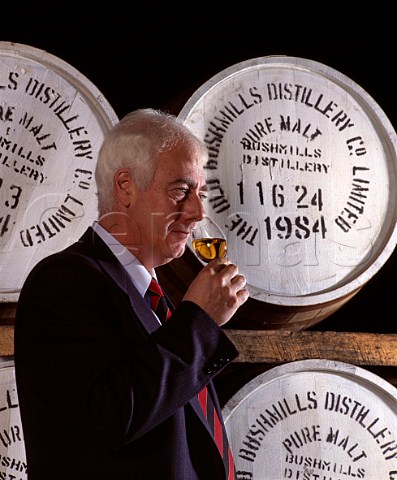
[
  {"left": 3, "top": 326, "right": 397, "bottom": 367},
  {"left": 225, "top": 329, "right": 397, "bottom": 366},
  {"left": 0, "top": 326, "right": 15, "bottom": 357}
]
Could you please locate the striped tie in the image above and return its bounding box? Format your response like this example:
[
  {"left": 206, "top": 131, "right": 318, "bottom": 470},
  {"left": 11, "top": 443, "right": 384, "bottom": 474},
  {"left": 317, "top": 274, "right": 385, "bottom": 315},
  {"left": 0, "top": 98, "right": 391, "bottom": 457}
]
[
  {"left": 145, "top": 278, "right": 235, "bottom": 479},
  {"left": 198, "top": 387, "right": 235, "bottom": 479},
  {"left": 145, "top": 278, "right": 171, "bottom": 323}
]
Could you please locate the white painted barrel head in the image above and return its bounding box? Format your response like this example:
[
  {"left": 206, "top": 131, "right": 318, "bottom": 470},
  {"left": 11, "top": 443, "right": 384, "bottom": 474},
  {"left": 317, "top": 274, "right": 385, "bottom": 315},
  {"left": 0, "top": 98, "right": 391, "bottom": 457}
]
[
  {"left": 0, "top": 42, "right": 118, "bottom": 302},
  {"left": 0, "top": 359, "right": 26, "bottom": 479},
  {"left": 179, "top": 56, "right": 397, "bottom": 315},
  {"left": 222, "top": 359, "right": 397, "bottom": 479}
]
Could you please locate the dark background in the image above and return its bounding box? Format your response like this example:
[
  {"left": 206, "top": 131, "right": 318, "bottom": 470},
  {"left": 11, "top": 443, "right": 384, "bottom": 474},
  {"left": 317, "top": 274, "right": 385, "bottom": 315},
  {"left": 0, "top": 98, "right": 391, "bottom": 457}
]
[{"left": 2, "top": 6, "right": 396, "bottom": 333}]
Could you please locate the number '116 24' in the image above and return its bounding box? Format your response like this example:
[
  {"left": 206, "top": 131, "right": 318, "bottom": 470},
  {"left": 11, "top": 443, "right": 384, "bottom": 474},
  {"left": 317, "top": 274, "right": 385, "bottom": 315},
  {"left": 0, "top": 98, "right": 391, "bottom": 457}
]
[{"left": 237, "top": 182, "right": 324, "bottom": 211}]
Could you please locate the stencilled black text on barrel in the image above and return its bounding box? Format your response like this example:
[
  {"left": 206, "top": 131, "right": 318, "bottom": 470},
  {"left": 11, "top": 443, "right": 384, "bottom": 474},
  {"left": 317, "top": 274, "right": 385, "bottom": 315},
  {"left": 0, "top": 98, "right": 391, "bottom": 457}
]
[
  {"left": 0, "top": 367, "right": 27, "bottom": 480},
  {"left": 182, "top": 59, "right": 396, "bottom": 304},
  {"left": 223, "top": 366, "right": 397, "bottom": 480},
  {"left": 0, "top": 45, "right": 116, "bottom": 300}
]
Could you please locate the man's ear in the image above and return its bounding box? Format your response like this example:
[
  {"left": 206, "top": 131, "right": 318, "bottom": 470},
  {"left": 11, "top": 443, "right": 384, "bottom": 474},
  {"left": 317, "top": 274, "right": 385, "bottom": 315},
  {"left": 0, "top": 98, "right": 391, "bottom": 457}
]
[{"left": 114, "top": 169, "right": 135, "bottom": 207}]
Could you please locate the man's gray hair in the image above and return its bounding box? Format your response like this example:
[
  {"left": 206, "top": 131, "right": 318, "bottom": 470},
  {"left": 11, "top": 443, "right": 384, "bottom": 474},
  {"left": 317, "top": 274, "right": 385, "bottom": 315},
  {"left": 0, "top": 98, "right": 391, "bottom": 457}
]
[{"left": 95, "top": 108, "right": 208, "bottom": 214}]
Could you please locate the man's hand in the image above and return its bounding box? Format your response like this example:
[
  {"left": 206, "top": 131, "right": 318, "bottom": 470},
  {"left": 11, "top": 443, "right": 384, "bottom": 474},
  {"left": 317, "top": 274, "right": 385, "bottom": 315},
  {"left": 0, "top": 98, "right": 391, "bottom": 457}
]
[{"left": 182, "top": 257, "right": 249, "bottom": 325}]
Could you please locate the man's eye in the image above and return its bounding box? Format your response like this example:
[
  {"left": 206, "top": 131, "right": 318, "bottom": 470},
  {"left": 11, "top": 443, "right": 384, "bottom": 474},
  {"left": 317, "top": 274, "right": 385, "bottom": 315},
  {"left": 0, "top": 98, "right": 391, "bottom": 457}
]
[
  {"left": 174, "top": 188, "right": 188, "bottom": 199},
  {"left": 199, "top": 193, "right": 207, "bottom": 201}
]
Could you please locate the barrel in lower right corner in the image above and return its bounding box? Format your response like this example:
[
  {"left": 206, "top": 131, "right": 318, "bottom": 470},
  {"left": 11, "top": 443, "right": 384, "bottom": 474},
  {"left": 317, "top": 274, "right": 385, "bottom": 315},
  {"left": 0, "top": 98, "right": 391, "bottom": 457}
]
[{"left": 222, "top": 359, "right": 397, "bottom": 479}]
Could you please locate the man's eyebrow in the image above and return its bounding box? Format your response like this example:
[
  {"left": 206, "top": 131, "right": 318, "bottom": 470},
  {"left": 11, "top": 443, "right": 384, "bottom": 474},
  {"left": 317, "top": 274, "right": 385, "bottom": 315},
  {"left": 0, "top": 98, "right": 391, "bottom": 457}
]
[{"left": 169, "top": 178, "right": 209, "bottom": 191}]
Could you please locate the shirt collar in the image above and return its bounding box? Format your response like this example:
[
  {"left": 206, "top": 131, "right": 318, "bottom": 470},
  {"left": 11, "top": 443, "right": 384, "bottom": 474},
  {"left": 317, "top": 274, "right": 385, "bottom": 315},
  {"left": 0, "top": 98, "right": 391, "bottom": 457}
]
[{"left": 92, "top": 221, "right": 152, "bottom": 297}]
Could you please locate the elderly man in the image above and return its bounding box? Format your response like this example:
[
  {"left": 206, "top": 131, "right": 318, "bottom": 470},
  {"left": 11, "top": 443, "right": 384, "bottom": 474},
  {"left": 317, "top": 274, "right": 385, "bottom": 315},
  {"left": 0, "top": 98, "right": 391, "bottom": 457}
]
[{"left": 15, "top": 108, "right": 248, "bottom": 479}]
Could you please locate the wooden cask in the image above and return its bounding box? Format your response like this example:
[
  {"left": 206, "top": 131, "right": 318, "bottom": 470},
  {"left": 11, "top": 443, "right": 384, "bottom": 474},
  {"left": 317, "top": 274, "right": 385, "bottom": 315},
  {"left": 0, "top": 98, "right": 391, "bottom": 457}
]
[
  {"left": 167, "top": 56, "right": 397, "bottom": 330},
  {"left": 222, "top": 359, "right": 397, "bottom": 479},
  {"left": 0, "top": 359, "right": 26, "bottom": 479},
  {"left": 0, "top": 41, "right": 118, "bottom": 304}
]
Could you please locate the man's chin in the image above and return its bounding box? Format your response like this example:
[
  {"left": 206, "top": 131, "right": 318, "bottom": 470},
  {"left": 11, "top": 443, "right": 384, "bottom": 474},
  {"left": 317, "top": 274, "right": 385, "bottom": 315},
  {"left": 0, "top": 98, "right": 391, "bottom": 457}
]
[
  {"left": 174, "top": 244, "right": 187, "bottom": 259},
  {"left": 168, "top": 242, "right": 187, "bottom": 260}
]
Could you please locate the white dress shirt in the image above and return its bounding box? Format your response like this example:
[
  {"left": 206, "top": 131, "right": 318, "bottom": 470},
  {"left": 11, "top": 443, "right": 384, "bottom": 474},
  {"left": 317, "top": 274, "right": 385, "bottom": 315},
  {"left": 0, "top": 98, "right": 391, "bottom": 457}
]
[{"left": 92, "top": 223, "right": 161, "bottom": 324}]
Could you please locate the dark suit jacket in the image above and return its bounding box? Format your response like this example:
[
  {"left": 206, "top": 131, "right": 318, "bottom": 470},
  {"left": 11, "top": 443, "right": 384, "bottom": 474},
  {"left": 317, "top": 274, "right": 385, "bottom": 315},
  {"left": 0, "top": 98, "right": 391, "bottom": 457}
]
[{"left": 14, "top": 227, "right": 238, "bottom": 480}]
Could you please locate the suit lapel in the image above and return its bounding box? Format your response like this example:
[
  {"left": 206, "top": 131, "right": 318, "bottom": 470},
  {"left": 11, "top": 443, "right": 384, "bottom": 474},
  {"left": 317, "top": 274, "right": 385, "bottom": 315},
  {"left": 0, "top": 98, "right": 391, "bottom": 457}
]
[
  {"left": 79, "top": 227, "right": 161, "bottom": 335},
  {"left": 79, "top": 228, "right": 214, "bottom": 430}
]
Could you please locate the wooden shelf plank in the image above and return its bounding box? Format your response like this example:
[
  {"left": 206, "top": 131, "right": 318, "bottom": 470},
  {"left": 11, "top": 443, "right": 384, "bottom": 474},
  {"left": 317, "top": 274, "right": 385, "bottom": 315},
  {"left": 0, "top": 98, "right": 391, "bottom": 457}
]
[
  {"left": 225, "top": 329, "right": 397, "bottom": 366},
  {"left": 0, "top": 325, "right": 15, "bottom": 357},
  {"left": 2, "top": 326, "right": 397, "bottom": 367}
]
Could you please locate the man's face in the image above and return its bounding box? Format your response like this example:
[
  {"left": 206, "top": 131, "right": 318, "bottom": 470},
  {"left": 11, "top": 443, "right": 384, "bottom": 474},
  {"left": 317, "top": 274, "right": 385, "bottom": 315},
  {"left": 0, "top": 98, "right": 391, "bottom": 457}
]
[{"left": 127, "top": 143, "right": 208, "bottom": 270}]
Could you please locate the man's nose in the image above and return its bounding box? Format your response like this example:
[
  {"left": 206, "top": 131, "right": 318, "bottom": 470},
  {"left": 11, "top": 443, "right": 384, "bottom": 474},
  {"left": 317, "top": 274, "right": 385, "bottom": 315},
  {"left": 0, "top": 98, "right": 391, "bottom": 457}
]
[{"left": 186, "top": 193, "right": 206, "bottom": 221}]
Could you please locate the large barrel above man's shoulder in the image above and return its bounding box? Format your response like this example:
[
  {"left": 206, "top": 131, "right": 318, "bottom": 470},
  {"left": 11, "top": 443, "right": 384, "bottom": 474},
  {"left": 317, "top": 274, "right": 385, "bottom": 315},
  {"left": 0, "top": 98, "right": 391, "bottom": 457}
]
[{"left": 160, "top": 56, "right": 397, "bottom": 331}]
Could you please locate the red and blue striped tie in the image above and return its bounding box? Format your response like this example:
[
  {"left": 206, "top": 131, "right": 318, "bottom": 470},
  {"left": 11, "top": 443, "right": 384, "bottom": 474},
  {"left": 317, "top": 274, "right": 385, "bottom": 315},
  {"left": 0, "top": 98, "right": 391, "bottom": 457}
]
[
  {"left": 145, "top": 277, "right": 235, "bottom": 479},
  {"left": 198, "top": 386, "right": 235, "bottom": 479},
  {"left": 145, "top": 278, "right": 171, "bottom": 323}
]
